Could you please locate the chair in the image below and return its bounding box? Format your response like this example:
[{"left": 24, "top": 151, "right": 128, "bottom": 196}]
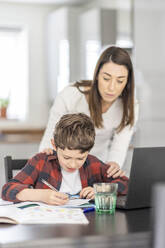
[{"left": 4, "top": 156, "right": 27, "bottom": 182}]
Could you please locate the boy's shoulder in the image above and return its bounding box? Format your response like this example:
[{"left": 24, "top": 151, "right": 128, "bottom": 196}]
[
  {"left": 86, "top": 154, "right": 106, "bottom": 167},
  {"left": 29, "top": 152, "right": 47, "bottom": 161},
  {"left": 28, "top": 152, "right": 57, "bottom": 165}
]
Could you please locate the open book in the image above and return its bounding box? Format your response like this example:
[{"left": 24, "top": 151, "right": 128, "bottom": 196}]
[{"left": 0, "top": 204, "right": 89, "bottom": 224}]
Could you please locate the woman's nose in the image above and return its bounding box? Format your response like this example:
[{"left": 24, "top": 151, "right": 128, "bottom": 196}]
[{"left": 108, "top": 79, "right": 116, "bottom": 91}]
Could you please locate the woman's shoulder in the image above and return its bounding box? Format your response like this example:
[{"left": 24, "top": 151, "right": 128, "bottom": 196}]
[
  {"left": 58, "top": 82, "right": 82, "bottom": 98},
  {"left": 58, "top": 81, "right": 92, "bottom": 100},
  {"left": 55, "top": 82, "right": 89, "bottom": 109}
]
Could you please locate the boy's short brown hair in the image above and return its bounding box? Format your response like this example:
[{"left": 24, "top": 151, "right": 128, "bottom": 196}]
[{"left": 53, "top": 113, "right": 95, "bottom": 153}]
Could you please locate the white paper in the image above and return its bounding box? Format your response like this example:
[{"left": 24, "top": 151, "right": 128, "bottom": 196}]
[
  {"left": 0, "top": 199, "right": 13, "bottom": 206},
  {"left": 60, "top": 198, "right": 90, "bottom": 207}
]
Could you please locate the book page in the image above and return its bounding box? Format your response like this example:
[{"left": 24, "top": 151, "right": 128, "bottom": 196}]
[{"left": 19, "top": 206, "right": 89, "bottom": 224}]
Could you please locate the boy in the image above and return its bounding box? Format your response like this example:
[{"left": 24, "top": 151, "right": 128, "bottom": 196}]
[{"left": 2, "top": 113, "right": 128, "bottom": 205}]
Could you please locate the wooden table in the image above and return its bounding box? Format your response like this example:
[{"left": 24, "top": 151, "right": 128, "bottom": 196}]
[{"left": 0, "top": 208, "right": 152, "bottom": 248}]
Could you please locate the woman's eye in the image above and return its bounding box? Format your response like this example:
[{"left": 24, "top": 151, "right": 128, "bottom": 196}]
[
  {"left": 64, "top": 157, "right": 70, "bottom": 160},
  {"left": 117, "top": 80, "right": 123, "bottom": 84},
  {"left": 103, "top": 77, "right": 110, "bottom": 81}
]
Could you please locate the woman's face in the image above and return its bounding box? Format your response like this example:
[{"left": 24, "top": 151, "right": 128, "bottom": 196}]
[{"left": 98, "top": 61, "right": 128, "bottom": 105}]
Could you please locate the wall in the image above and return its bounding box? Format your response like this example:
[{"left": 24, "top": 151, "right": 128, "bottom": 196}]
[
  {"left": 46, "top": 7, "right": 68, "bottom": 101},
  {"left": 0, "top": 142, "right": 39, "bottom": 191},
  {"left": 133, "top": 0, "right": 165, "bottom": 147},
  {"left": 79, "top": 8, "right": 100, "bottom": 79}
]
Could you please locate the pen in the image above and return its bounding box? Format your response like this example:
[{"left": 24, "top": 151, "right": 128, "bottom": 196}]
[
  {"left": 41, "top": 179, "right": 58, "bottom": 192},
  {"left": 18, "top": 203, "right": 39, "bottom": 209},
  {"left": 83, "top": 207, "right": 95, "bottom": 213},
  {"left": 41, "top": 179, "right": 79, "bottom": 199},
  {"left": 67, "top": 193, "right": 80, "bottom": 199}
]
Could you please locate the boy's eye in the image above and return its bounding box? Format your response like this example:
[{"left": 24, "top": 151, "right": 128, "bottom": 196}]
[
  {"left": 77, "top": 158, "right": 84, "bottom": 161},
  {"left": 64, "top": 157, "right": 70, "bottom": 160}
]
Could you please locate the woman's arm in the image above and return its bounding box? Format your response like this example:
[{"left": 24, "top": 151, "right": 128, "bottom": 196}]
[
  {"left": 39, "top": 92, "right": 68, "bottom": 152},
  {"left": 106, "top": 161, "right": 125, "bottom": 178},
  {"left": 101, "top": 164, "right": 129, "bottom": 195},
  {"left": 39, "top": 84, "right": 83, "bottom": 152},
  {"left": 107, "top": 100, "right": 139, "bottom": 169}
]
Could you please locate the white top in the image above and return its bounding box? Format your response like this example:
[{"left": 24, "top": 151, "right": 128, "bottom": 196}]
[
  {"left": 39, "top": 84, "right": 139, "bottom": 168},
  {"left": 60, "top": 169, "right": 82, "bottom": 195}
]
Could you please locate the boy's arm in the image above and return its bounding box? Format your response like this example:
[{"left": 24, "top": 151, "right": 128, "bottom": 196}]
[
  {"left": 1, "top": 154, "right": 43, "bottom": 203},
  {"left": 2, "top": 153, "right": 69, "bottom": 205},
  {"left": 16, "top": 188, "right": 68, "bottom": 205}
]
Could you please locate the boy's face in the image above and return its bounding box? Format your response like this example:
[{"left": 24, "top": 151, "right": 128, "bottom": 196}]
[{"left": 56, "top": 147, "right": 89, "bottom": 173}]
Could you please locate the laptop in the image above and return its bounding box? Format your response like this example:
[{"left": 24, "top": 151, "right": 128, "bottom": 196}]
[{"left": 116, "top": 147, "right": 165, "bottom": 210}]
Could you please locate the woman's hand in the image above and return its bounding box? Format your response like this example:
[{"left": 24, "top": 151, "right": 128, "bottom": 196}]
[
  {"left": 41, "top": 148, "right": 53, "bottom": 155},
  {"left": 80, "top": 187, "right": 95, "bottom": 200},
  {"left": 106, "top": 162, "right": 125, "bottom": 178},
  {"left": 42, "top": 189, "right": 69, "bottom": 205}
]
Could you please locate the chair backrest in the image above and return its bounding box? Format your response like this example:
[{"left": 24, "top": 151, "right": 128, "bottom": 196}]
[{"left": 4, "top": 156, "right": 27, "bottom": 182}]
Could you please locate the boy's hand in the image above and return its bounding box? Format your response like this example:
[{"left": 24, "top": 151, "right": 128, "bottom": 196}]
[
  {"left": 41, "top": 148, "right": 53, "bottom": 155},
  {"left": 80, "top": 187, "right": 95, "bottom": 200},
  {"left": 106, "top": 161, "right": 125, "bottom": 178},
  {"left": 42, "top": 189, "right": 69, "bottom": 205}
]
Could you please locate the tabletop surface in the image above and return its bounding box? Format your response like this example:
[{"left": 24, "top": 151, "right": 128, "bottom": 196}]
[{"left": 0, "top": 208, "right": 151, "bottom": 248}]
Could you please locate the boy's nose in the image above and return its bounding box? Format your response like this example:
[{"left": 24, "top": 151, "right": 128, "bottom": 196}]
[{"left": 69, "top": 161, "right": 77, "bottom": 169}]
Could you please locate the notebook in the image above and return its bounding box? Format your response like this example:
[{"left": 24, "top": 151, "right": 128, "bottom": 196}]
[
  {"left": 117, "top": 147, "right": 165, "bottom": 209},
  {"left": 0, "top": 204, "right": 89, "bottom": 224}
]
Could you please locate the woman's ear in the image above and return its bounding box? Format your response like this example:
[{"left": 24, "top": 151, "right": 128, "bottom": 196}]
[{"left": 51, "top": 139, "right": 56, "bottom": 151}]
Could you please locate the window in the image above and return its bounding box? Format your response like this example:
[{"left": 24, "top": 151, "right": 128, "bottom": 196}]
[{"left": 0, "top": 27, "right": 28, "bottom": 120}]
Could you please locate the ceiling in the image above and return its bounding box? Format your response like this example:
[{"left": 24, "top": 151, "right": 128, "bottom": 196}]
[{"left": 0, "top": 0, "right": 90, "bottom": 5}]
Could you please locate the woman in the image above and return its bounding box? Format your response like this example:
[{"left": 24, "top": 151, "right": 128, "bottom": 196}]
[{"left": 39, "top": 46, "right": 139, "bottom": 178}]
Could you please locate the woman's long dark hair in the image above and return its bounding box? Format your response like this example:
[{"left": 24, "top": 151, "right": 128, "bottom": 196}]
[{"left": 74, "top": 46, "right": 135, "bottom": 132}]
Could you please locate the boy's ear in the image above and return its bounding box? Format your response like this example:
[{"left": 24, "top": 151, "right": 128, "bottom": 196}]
[{"left": 51, "top": 139, "right": 56, "bottom": 151}]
